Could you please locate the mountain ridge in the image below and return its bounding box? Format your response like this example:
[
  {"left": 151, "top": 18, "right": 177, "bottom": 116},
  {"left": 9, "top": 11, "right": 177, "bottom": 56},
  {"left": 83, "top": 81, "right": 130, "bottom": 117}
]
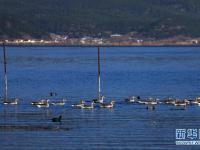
[{"left": 1, "top": 0, "right": 200, "bottom": 39}]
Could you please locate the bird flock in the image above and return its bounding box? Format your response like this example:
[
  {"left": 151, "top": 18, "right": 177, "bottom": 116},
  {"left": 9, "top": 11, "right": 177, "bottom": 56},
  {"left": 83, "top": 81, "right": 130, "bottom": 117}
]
[
  {"left": 2, "top": 95, "right": 200, "bottom": 123},
  {"left": 2, "top": 95, "right": 200, "bottom": 110}
]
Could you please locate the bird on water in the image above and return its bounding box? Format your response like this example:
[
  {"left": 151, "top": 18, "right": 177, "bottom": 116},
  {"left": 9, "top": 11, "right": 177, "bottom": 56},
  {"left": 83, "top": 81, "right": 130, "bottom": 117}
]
[{"left": 52, "top": 115, "right": 62, "bottom": 122}]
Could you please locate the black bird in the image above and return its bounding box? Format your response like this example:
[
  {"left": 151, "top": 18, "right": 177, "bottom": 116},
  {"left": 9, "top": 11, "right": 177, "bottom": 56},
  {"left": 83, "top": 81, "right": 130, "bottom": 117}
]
[{"left": 52, "top": 115, "right": 62, "bottom": 122}]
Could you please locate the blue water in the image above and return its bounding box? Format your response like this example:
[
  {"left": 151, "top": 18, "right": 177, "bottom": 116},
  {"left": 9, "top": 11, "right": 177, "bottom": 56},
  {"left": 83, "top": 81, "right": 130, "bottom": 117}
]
[{"left": 1, "top": 46, "right": 200, "bottom": 149}]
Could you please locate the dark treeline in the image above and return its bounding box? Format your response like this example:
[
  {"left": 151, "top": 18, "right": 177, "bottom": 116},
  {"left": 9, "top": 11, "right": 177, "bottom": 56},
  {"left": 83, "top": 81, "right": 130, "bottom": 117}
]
[{"left": 1, "top": 0, "right": 200, "bottom": 39}]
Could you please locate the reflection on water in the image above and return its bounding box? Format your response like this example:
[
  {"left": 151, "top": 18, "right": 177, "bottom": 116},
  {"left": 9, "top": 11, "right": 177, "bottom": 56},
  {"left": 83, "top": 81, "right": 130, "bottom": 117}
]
[{"left": 0, "top": 46, "right": 200, "bottom": 149}]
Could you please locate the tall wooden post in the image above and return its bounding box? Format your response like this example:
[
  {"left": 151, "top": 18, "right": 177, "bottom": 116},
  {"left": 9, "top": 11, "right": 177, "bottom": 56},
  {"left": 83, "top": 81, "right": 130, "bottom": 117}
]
[
  {"left": 3, "top": 42, "right": 8, "bottom": 101},
  {"left": 98, "top": 46, "right": 101, "bottom": 100}
]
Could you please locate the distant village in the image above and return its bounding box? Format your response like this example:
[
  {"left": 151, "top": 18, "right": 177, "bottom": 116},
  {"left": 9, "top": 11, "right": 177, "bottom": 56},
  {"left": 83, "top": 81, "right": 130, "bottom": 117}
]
[{"left": 1, "top": 33, "right": 200, "bottom": 46}]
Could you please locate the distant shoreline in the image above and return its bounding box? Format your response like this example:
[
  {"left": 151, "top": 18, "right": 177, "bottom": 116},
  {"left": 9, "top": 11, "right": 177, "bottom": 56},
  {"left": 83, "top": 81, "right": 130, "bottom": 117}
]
[{"left": 2, "top": 43, "right": 200, "bottom": 48}]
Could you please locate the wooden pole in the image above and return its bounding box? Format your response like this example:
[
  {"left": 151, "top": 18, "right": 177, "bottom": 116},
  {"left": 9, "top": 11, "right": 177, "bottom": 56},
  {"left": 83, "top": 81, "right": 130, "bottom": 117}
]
[
  {"left": 3, "top": 42, "right": 8, "bottom": 101},
  {"left": 98, "top": 46, "right": 101, "bottom": 100}
]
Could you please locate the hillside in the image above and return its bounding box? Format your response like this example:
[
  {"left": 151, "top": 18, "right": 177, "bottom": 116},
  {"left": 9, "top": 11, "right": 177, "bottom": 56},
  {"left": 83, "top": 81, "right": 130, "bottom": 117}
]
[{"left": 1, "top": 0, "right": 200, "bottom": 39}]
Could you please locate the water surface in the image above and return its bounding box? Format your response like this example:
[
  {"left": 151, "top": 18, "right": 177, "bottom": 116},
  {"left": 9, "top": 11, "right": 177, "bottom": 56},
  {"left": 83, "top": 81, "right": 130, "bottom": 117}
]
[{"left": 0, "top": 46, "right": 200, "bottom": 149}]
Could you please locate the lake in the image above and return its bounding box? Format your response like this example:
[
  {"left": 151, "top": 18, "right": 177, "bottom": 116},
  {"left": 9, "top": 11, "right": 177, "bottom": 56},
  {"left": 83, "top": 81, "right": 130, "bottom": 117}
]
[{"left": 0, "top": 46, "right": 200, "bottom": 149}]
